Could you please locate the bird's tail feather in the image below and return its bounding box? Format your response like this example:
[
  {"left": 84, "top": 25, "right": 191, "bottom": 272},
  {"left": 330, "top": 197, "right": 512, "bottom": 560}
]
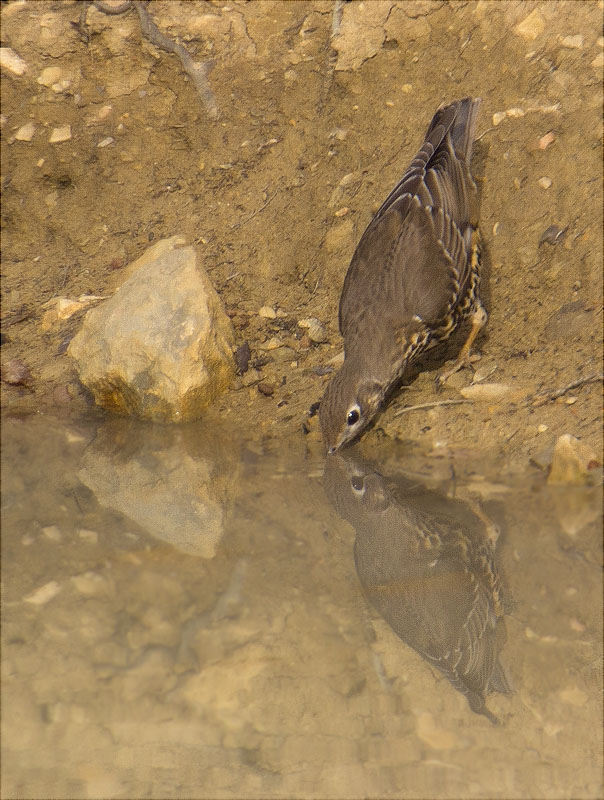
[{"left": 448, "top": 97, "right": 481, "bottom": 163}]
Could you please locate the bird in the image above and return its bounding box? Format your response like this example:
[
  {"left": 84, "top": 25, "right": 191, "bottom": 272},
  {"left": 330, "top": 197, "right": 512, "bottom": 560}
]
[
  {"left": 320, "top": 97, "right": 485, "bottom": 453},
  {"left": 323, "top": 450, "right": 511, "bottom": 724}
]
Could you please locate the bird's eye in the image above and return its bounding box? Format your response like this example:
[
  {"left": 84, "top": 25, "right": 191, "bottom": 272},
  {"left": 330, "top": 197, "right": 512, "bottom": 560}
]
[
  {"left": 347, "top": 406, "right": 360, "bottom": 426},
  {"left": 350, "top": 475, "right": 365, "bottom": 495}
]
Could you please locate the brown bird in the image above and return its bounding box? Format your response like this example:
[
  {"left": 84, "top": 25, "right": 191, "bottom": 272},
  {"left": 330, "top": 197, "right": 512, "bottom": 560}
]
[
  {"left": 323, "top": 450, "right": 511, "bottom": 724},
  {"left": 320, "top": 97, "right": 485, "bottom": 453}
]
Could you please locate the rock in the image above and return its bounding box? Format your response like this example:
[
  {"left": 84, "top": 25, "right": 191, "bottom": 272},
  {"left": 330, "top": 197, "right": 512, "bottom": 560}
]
[
  {"left": 23, "top": 581, "right": 61, "bottom": 605},
  {"left": 547, "top": 434, "right": 600, "bottom": 485},
  {"left": 538, "top": 176, "right": 552, "bottom": 189},
  {"left": 471, "top": 360, "right": 498, "bottom": 384},
  {"left": 78, "top": 420, "right": 236, "bottom": 557},
  {"left": 258, "top": 305, "right": 276, "bottom": 319},
  {"left": 257, "top": 382, "right": 274, "bottom": 396},
  {"left": 48, "top": 125, "right": 71, "bottom": 143},
  {"left": 234, "top": 342, "right": 251, "bottom": 374},
  {"left": 298, "top": 317, "right": 328, "bottom": 343},
  {"left": 37, "top": 66, "right": 62, "bottom": 87},
  {"left": 68, "top": 236, "right": 236, "bottom": 422},
  {"left": 559, "top": 35, "right": 584, "bottom": 49},
  {"left": 262, "top": 337, "right": 283, "bottom": 351},
  {"left": 1, "top": 358, "right": 32, "bottom": 386},
  {"left": 14, "top": 121, "right": 35, "bottom": 141},
  {"left": 460, "top": 383, "right": 525, "bottom": 402},
  {"left": 0, "top": 46, "right": 27, "bottom": 76},
  {"left": 538, "top": 132, "right": 556, "bottom": 150},
  {"left": 539, "top": 225, "right": 566, "bottom": 246},
  {"left": 492, "top": 111, "right": 506, "bottom": 126},
  {"left": 331, "top": 2, "right": 389, "bottom": 71},
  {"left": 592, "top": 52, "right": 604, "bottom": 69},
  {"left": 514, "top": 9, "right": 545, "bottom": 40}
]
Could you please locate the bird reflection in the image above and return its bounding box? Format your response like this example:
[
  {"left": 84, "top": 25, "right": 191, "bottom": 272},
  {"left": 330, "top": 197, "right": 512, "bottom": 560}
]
[{"left": 323, "top": 451, "right": 511, "bottom": 724}]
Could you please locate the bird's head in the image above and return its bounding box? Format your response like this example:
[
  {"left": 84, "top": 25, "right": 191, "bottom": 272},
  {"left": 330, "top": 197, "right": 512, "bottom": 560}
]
[{"left": 319, "top": 360, "right": 384, "bottom": 453}]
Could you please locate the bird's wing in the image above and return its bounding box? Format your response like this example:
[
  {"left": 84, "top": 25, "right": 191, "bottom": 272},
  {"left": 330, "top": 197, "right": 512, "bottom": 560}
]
[{"left": 339, "top": 99, "right": 479, "bottom": 340}]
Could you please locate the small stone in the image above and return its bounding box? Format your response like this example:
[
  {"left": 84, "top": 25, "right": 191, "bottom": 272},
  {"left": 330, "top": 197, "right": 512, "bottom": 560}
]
[
  {"left": 263, "top": 337, "right": 283, "bottom": 350},
  {"left": 258, "top": 305, "right": 277, "bottom": 319},
  {"left": 0, "top": 47, "right": 27, "bottom": 76},
  {"left": 79, "top": 528, "right": 98, "bottom": 544},
  {"left": 492, "top": 111, "right": 506, "bottom": 126},
  {"left": 71, "top": 571, "right": 107, "bottom": 596},
  {"left": 506, "top": 107, "right": 525, "bottom": 118},
  {"left": 42, "top": 525, "right": 62, "bottom": 542},
  {"left": 327, "top": 351, "right": 345, "bottom": 366},
  {"left": 24, "top": 581, "right": 61, "bottom": 605},
  {"left": 538, "top": 176, "right": 552, "bottom": 189},
  {"left": 472, "top": 360, "right": 498, "bottom": 384},
  {"left": 49, "top": 125, "right": 72, "bottom": 144},
  {"left": 334, "top": 207, "right": 349, "bottom": 217},
  {"left": 537, "top": 424, "right": 548, "bottom": 433},
  {"left": 298, "top": 317, "right": 328, "bottom": 343},
  {"left": 37, "top": 66, "right": 62, "bottom": 87},
  {"left": 538, "top": 131, "right": 556, "bottom": 150},
  {"left": 14, "top": 121, "right": 35, "bottom": 141},
  {"left": 241, "top": 368, "right": 261, "bottom": 387},
  {"left": 514, "top": 9, "right": 545, "bottom": 40},
  {"left": 1, "top": 358, "right": 32, "bottom": 386},
  {"left": 460, "top": 383, "right": 524, "bottom": 402},
  {"left": 591, "top": 52, "right": 604, "bottom": 69},
  {"left": 548, "top": 434, "right": 600, "bottom": 485},
  {"left": 257, "top": 382, "right": 274, "bottom": 396},
  {"left": 559, "top": 35, "right": 583, "bottom": 49},
  {"left": 97, "top": 137, "right": 114, "bottom": 148},
  {"left": 400, "top": 83, "right": 413, "bottom": 93},
  {"left": 565, "top": 396, "right": 577, "bottom": 405},
  {"left": 299, "top": 334, "right": 311, "bottom": 349},
  {"left": 234, "top": 342, "right": 251, "bottom": 375},
  {"left": 51, "top": 79, "right": 71, "bottom": 94},
  {"left": 539, "top": 224, "right": 566, "bottom": 246}
]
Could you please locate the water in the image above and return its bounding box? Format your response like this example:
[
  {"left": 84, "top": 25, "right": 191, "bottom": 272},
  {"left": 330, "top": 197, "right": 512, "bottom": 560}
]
[{"left": 2, "top": 414, "right": 602, "bottom": 799}]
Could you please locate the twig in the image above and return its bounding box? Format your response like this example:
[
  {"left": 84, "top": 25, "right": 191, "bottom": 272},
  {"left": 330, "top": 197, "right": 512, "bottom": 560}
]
[
  {"left": 393, "top": 399, "right": 471, "bottom": 417},
  {"left": 75, "top": 0, "right": 218, "bottom": 118},
  {"left": 529, "top": 373, "right": 603, "bottom": 407},
  {"left": 230, "top": 191, "right": 279, "bottom": 230},
  {"left": 134, "top": 1, "right": 218, "bottom": 119}
]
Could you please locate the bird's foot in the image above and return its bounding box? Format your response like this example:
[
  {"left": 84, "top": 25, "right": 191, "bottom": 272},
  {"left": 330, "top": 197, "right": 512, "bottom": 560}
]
[{"left": 434, "top": 353, "right": 472, "bottom": 392}]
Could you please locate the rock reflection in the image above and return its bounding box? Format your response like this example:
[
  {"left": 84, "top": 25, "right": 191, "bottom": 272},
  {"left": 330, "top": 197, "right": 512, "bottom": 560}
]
[
  {"left": 79, "top": 418, "right": 239, "bottom": 557},
  {"left": 324, "top": 450, "right": 511, "bottom": 723}
]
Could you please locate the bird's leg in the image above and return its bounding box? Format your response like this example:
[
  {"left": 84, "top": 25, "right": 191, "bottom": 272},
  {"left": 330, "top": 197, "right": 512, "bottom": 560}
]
[{"left": 435, "top": 302, "right": 487, "bottom": 390}]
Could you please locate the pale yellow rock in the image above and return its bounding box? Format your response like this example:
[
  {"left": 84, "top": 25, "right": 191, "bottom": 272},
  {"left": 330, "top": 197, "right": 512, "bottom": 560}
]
[
  {"left": 460, "top": 383, "right": 525, "bottom": 402},
  {"left": 37, "top": 66, "right": 62, "bottom": 87},
  {"left": 0, "top": 46, "right": 27, "bottom": 75},
  {"left": 49, "top": 125, "right": 71, "bottom": 143},
  {"left": 514, "top": 9, "right": 545, "bottom": 40},
  {"left": 24, "top": 580, "right": 61, "bottom": 605},
  {"left": 559, "top": 34, "right": 584, "bottom": 49},
  {"left": 591, "top": 52, "right": 604, "bottom": 68},
  {"left": 14, "top": 121, "right": 35, "bottom": 141},
  {"left": 258, "top": 305, "right": 277, "bottom": 318}
]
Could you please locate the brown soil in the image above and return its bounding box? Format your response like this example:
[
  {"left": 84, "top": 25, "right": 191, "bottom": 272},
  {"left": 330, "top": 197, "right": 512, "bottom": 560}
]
[{"left": 2, "top": 0, "right": 602, "bottom": 469}]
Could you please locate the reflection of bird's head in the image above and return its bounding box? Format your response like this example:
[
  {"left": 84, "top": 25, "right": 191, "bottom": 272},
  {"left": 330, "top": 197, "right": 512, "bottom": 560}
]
[
  {"left": 322, "top": 450, "right": 391, "bottom": 526},
  {"left": 319, "top": 360, "right": 384, "bottom": 453}
]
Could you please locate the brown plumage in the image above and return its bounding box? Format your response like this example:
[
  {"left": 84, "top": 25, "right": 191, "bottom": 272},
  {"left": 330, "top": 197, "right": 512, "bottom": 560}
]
[
  {"left": 320, "top": 98, "right": 485, "bottom": 453},
  {"left": 323, "top": 451, "right": 511, "bottom": 724}
]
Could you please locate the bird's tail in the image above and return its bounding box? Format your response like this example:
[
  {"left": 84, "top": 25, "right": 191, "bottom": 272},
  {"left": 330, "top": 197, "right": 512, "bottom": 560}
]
[
  {"left": 448, "top": 97, "right": 481, "bottom": 163},
  {"left": 425, "top": 97, "right": 481, "bottom": 163}
]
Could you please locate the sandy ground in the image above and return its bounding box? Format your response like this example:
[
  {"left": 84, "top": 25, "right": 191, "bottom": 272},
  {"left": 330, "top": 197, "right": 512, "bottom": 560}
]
[{"left": 1, "top": 0, "right": 602, "bottom": 472}]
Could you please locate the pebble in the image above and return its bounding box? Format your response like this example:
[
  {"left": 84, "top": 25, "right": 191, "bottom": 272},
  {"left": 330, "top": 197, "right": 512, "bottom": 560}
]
[
  {"left": 514, "top": 8, "right": 545, "bottom": 40},
  {"left": 537, "top": 424, "right": 548, "bottom": 433},
  {"left": 538, "top": 131, "right": 555, "bottom": 149},
  {"left": 559, "top": 34, "right": 584, "bottom": 49},
  {"left": 327, "top": 351, "right": 345, "bottom": 366},
  {"left": 334, "top": 207, "right": 349, "bottom": 217},
  {"left": 547, "top": 434, "right": 600, "bottom": 485},
  {"left": 0, "top": 46, "right": 27, "bottom": 76},
  {"left": 49, "top": 125, "right": 72, "bottom": 143},
  {"left": 460, "top": 382, "right": 523, "bottom": 402},
  {"left": 42, "top": 525, "right": 62, "bottom": 542},
  {"left": 472, "top": 360, "right": 498, "bottom": 384},
  {"left": 1, "top": 358, "right": 32, "bottom": 386},
  {"left": 97, "top": 137, "right": 114, "bottom": 148},
  {"left": 24, "top": 580, "right": 61, "bottom": 605},
  {"left": 257, "top": 382, "right": 274, "bottom": 396},
  {"left": 538, "top": 176, "right": 552, "bottom": 189},
  {"left": 258, "top": 305, "right": 276, "bottom": 319},
  {"left": 298, "top": 317, "right": 328, "bottom": 343},
  {"left": 234, "top": 342, "right": 251, "bottom": 374},
  {"left": 591, "top": 52, "right": 604, "bottom": 69},
  {"left": 492, "top": 111, "right": 506, "bottom": 126},
  {"left": 539, "top": 224, "right": 566, "bottom": 246},
  {"left": 263, "top": 336, "right": 283, "bottom": 350},
  {"left": 14, "top": 121, "right": 36, "bottom": 141},
  {"left": 241, "top": 368, "right": 261, "bottom": 387},
  {"left": 37, "top": 66, "right": 62, "bottom": 87},
  {"left": 78, "top": 528, "right": 98, "bottom": 544}
]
